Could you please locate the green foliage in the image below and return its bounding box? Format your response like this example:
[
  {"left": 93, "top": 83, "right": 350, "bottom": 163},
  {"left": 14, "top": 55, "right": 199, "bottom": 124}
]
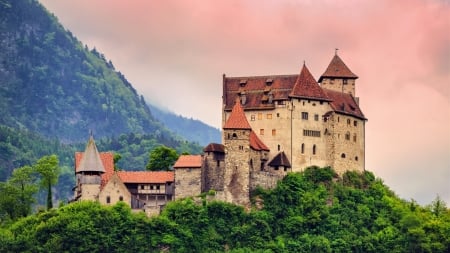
[
  {"left": 146, "top": 145, "right": 179, "bottom": 171},
  {"left": 1, "top": 168, "right": 449, "bottom": 252},
  {"left": 34, "top": 155, "right": 59, "bottom": 210}
]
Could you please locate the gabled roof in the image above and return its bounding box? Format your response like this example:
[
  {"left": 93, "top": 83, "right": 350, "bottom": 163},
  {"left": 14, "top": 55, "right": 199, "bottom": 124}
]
[
  {"left": 323, "top": 88, "right": 366, "bottom": 120},
  {"left": 117, "top": 171, "right": 174, "bottom": 184},
  {"left": 268, "top": 151, "right": 291, "bottom": 168},
  {"left": 76, "top": 136, "right": 105, "bottom": 173},
  {"left": 223, "top": 99, "right": 252, "bottom": 130},
  {"left": 173, "top": 155, "right": 202, "bottom": 168},
  {"left": 318, "top": 54, "right": 358, "bottom": 82},
  {"left": 223, "top": 74, "right": 298, "bottom": 111},
  {"left": 289, "top": 64, "right": 330, "bottom": 101},
  {"left": 249, "top": 131, "right": 270, "bottom": 151},
  {"left": 203, "top": 143, "right": 225, "bottom": 153}
]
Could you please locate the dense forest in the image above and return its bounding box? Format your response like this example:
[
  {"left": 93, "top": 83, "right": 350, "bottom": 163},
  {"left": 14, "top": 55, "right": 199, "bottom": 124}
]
[
  {"left": 0, "top": 0, "right": 204, "bottom": 201},
  {"left": 0, "top": 167, "right": 448, "bottom": 252}
]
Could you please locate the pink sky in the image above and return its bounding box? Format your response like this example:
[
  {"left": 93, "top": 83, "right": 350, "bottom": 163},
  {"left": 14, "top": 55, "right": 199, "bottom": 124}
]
[{"left": 39, "top": 0, "right": 449, "bottom": 205}]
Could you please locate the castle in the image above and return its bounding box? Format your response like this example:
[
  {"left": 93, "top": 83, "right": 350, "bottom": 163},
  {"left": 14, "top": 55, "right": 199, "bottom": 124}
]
[{"left": 73, "top": 53, "right": 366, "bottom": 212}]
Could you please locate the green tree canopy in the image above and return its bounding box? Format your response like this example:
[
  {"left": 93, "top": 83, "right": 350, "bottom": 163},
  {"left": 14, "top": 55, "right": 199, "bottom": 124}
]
[
  {"left": 34, "top": 155, "right": 59, "bottom": 210},
  {"left": 146, "top": 145, "right": 179, "bottom": 171}
]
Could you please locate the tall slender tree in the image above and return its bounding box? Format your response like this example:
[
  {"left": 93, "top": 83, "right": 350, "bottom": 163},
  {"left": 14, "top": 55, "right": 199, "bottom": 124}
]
[{"left": 35, "top": 155, "right": 60, "bottom": 210}]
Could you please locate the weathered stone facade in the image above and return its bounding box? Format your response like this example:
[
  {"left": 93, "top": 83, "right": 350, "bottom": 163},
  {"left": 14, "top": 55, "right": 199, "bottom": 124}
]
[{"left": 174, "top": 167, "right": 202, "bottom": 200}]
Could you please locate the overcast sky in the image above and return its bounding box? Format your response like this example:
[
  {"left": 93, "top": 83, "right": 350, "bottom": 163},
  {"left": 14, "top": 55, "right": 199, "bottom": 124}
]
[{"left": 38, "top": 0, "right": 449, "bottom": 205}]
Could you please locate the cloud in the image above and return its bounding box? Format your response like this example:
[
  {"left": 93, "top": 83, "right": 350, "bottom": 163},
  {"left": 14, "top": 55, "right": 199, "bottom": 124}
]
[{"left": 39, "top": 0, "right": 450, "bottom": 205}]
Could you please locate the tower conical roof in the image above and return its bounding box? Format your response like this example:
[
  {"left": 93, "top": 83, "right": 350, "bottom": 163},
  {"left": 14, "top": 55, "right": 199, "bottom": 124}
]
[
  {"left": 223, "top": 99, "right": 252, "bottom": 130},
  {"left": 290, "top": 64, "right": 329, "bottom": 100},
  {"left": 77, "top": 135, "right": 105, "bottom": 173},
  {"left": 318, "top": 53, "right": 358, "bottom": 82}
]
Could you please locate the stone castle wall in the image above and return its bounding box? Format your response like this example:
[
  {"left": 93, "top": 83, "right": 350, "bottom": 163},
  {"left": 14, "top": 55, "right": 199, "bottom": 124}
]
[
  {"left": 174, "top": 167, "right": 202, "bottom": 200},
  {"left": 202, "top": 152, "right": 225, "bottom": 192}
]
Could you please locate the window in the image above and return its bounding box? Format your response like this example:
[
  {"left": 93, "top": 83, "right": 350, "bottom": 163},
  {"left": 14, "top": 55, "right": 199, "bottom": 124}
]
[
  {"left": 312, "top": 145, "right": 316, "bottom": 155},
  {"left": 232, "top": 133, "right": 238, "bottom": 139},
  {"left": 258, "top": 113, "right": 262, "bottom": 120},
  {"left": 354, "top": 120, "right": 358, "bottom": 127},
  {"left": 260, "top": 129, "right": 264, "bottom": 135},
  {"left": 140, "top": 185, "right": 144, "bottom": 190},
  {"left": 272, "top": 129, "right": 276, "bottom": 136},
  {"left": 301, "top": 143, "right": 305, "bottom": 154},
  {"left": 301, "top": 112, "right": 309, "bottom": 120},
  {"left": 251, "top": 114, "right": 255, "bottom": 121},
  {"left": 267, "top": 114, "right": 272, "bottom": 119},
  {"left": 343, "top": 79, "right": 348, "bottom": 84},
  {"left": 303, "top": 129, "right": 321, "bottom": 137},
  {"left": 347, "top": 119, "right": 351, "bottom": 126},
  {"left": 341, "top": 153, "right": 346, "bottom": 158},
  {"left": 277, "top": 113, "right": 280, "bottom": 117},
  {"left": 156, "top": 185, "right": 160, "bottom": 190},
  {"left": 106, "top": 196, "right": 111, "bottom": 204},
  {"left": 119, "top": 196, "right": 123, "bottom": 201},
  {"left": 150, "top": 185, "right": 154, "bottom": 190},
  {"left": 345, "top": 132, "right": 350, "bottom": 140},
  {"left": 353, "top": 134, "right": 357, "bottom": 142},
  {"left": 217, "top": 160, "right": 220, "bottom": 167},
  {"left": 314, "top": 114, "right": 319, "bottom": 121},
  {"left": 355, "top": 156, "right": 359, "bottom": 161},
  {"left": 239, "top": 145, "right": 244, "bottom": 150},
  {"left": 277, "top": 145, "right": 280, "bottom": 151}
]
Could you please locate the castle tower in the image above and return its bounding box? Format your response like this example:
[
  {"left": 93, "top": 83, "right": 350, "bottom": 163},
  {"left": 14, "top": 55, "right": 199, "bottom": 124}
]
[
  {"left": 318, "top": 51, "right": 358, "bottom": 96},
  {"left": 74, "top": 134, "right": 105, "bottom": 201},
  {"left": 222, "top": 99, "right": 253, "bottom": 206}
]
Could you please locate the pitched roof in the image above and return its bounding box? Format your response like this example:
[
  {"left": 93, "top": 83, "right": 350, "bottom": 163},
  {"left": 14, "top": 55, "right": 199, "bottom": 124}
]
[
  {"left": 76, "top": 136, "right": 106, "bottom": 173},
  {"left": 289, "top": 64, "right": 330, "bottom": 101},
  {"left": 203, "top": 143, "right": 225, "bottom": 153},
  {"left": 323, "top": 88, "right": 366, "bottom": 120},
  {"left": 75, "top": 152, "right": 114, "bottom": 174},
  {"left": 117, "top": 171, "right": 174, "bottom": 184},
  {"left": 249, "top": 131, "right": 270, "bottom": 151},
  {"left": 173, "top": 155, "right": 202, "bottom": 168},
  {"left": 268, "top": 151, "right": 291, "bottom": 168},
  {"left": 223, "top": 74, "right": 298, "bottom": 111},
  {"left": 223, "top": 99, "right": 252, "bottom": 130},
  {"left": 318, "top": 54, "right": 358, "bottom": 82}
]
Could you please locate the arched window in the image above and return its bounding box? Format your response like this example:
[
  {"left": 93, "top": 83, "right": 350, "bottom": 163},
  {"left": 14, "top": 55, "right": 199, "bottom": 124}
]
[
  {"left": 341, "top": 153, "right": 346, "bottom": 158},
  {"left": 232, "top": 133, "right": 238, "bottom": 139},
  {"left": 119, "top": 196, "right": 123, "bottom": 201},
  {"left": 312, "top": 145, "right": 316, "bottom": 155},
  {"left": 301, "top": 143, "right": 305, "bottom": 154}
]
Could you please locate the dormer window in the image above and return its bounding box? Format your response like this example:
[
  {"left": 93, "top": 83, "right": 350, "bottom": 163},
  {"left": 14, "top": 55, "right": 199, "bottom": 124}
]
[
  {"left": 266, "top": 78, "right": 273, "bottom": 86},
  {"left": 239, "top": 79, "right": 247, "bottom": 87}
]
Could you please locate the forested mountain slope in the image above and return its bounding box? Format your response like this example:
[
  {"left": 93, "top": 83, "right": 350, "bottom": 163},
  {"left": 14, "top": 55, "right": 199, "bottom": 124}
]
[
  {"left": 0, "top": 0, "right": 175, "bottom": 142},
  {"left": 148, "top": 104, "right": 221, "bottom": 146}
]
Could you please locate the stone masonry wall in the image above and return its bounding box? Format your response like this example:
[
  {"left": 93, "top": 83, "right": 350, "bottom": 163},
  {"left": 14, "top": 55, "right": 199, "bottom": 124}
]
[{"left": 174, "top": 168, "right": 202, "bottom": 200}]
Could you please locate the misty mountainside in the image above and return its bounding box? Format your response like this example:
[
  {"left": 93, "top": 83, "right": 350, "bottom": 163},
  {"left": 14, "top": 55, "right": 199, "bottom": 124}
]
[
  {"left": 148, "top": 104, "right": 221, "bottom": 146},
  {"left": 0, "top": 0, "right": 204, "bottom": 179}
]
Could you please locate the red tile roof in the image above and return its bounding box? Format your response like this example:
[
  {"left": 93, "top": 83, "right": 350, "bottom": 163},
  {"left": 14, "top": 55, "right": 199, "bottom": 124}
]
[
  {"left": 323, "top": 88, "right": 366, "bottom": 120},
  {"left": 173, "top": 155, "right": 202, "bottom": 168},
  {"left": 318, "top": 54, "right": 358, "bottom": 82},
  {"left": 289, "top": 64, "right": 330, "bottom": 101},
  {"left": 223, "top": 99, "right": 252, "bottom": 130},
  {"left": 117, "top": 171, "right": 174, "bottom": 184},
  {"left": 203, "top": 143, "right": 225, "bottom": 153},
  {"left": 250, "top": 131, "right": 270, "bottom": 151},
  {"left": 223, "top": 74, "right": 298, "bottom": 111}
]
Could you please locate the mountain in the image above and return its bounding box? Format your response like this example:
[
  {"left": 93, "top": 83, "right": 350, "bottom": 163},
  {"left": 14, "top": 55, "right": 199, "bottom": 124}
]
[
  {"left": 148, "top": 104, "right": 221, "bottom": 146},
  {"left": 0, "top": 0, "right": 204, "bottom": 179},
  {"left": 0, "top": 0, "right": 163, "bottom": 142}
]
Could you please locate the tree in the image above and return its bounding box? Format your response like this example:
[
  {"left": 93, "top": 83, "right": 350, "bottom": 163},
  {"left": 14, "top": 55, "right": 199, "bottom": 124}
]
[
  {"left": 113, "top": 153, "right": 122, "bottom": 171},
  {"left": 34, "top": 155, "right": 59, "bottom": 210},
  {"left": 146, "top": 145, "right": 179, "bottom": 171},
  {"left": 0, "top": 165, "right": 38, "bottom": 220}
]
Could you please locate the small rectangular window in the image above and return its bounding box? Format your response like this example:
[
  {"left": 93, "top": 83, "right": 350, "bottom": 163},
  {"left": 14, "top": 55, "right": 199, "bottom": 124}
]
[
  {"left": 260, "top": 129, "right": 264, "bottom": 135},
  {"left": 301, "top": 112, "right": 309, "bottom": 120},
  {"left": 267, "top": 114, "right": 272, "bottom": 119},
  {"left": 272, "top": 129, "right": 276, "bottom": 136},
  {"left": 257, "top": 113, "right": 262, "bottom": 120},
  {"left": 251, "top": 114, "right": 255, "bottom": 121},
  {"left": 314, "top": 114, "right": 319, "bottom": 121}
]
